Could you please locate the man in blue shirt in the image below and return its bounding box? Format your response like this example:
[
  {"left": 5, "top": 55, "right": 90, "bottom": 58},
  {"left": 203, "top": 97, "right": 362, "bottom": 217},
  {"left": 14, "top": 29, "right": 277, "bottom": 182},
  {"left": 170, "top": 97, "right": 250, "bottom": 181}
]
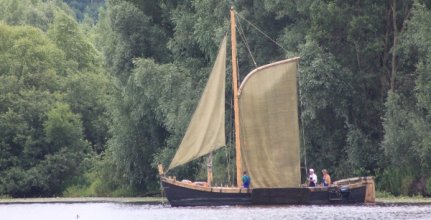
[{"left": 242, "top": 171, "right": 250, "bottom": 188}]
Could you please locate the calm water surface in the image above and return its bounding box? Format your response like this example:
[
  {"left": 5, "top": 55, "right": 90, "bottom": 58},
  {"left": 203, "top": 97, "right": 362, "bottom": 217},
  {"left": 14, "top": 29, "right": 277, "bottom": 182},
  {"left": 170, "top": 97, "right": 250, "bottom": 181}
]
[{"left": 0, "top": 203, "right": 430, "bottom": 220}]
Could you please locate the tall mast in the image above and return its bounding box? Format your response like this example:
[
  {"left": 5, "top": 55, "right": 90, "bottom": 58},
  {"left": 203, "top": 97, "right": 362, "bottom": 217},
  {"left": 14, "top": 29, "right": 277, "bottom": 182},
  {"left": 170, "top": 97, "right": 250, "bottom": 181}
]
[{"left": 230, "top": 7, "right": 242, "bottom": 187}]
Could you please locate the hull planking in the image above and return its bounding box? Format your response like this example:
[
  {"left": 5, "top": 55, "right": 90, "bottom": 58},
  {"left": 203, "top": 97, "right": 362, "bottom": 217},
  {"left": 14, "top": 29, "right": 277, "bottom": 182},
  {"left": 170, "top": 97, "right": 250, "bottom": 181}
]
[{"left": 160, "top": 176, "right": 374, "bottom": 207}]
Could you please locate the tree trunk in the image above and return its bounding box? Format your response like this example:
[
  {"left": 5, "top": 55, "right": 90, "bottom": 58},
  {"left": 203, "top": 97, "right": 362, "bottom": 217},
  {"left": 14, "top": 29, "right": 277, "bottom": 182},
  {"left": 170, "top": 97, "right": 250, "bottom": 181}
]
[
  {"left": 391, "top": 0, "right": 398, "bottom": 92},
  {"left": 381, "top": 2, "right": 392, "bottom": 99}
]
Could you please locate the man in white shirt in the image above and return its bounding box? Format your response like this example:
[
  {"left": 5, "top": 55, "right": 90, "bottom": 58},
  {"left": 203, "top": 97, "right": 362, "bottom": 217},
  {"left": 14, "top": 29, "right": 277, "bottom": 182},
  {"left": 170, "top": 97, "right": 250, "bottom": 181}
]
[{"left": 308, "top": 168, "right": 318, "bottom": 187}]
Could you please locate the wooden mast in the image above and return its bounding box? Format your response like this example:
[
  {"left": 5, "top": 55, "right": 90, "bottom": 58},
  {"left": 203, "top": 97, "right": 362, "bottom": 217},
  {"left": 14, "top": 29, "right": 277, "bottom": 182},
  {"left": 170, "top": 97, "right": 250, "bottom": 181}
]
[{"left": 230, "top": 7, "right": 242, "bottom": 187}]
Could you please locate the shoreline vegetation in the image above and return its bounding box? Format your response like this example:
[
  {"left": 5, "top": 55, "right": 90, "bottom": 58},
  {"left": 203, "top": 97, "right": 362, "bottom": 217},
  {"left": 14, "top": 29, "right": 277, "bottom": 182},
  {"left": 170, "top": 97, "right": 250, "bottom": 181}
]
[
  {"left": 0, "top": 197, "right": 168, "bottom": 204},
  {"left": 374, "top": 191, "right": 431, "bottom": 204},
  {"left": 0, "top": 196, "right": 430, "bottom": 205}
]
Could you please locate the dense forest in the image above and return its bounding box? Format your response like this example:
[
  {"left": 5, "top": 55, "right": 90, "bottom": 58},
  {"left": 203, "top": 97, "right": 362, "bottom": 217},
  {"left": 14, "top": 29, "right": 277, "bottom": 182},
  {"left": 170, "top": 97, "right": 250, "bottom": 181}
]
[{"left": 1, "top": 0, "right": 431, "bottom": 197}]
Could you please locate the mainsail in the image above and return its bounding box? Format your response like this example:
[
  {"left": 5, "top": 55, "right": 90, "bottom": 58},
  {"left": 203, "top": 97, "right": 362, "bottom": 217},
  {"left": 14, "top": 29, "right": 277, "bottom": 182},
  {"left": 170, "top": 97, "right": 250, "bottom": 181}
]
[
  {"left": 238, "top": 57, "right": 301, "bottom": 188},
  {"left": 168, "top": 36, "right": 227, "bottom": 170}
]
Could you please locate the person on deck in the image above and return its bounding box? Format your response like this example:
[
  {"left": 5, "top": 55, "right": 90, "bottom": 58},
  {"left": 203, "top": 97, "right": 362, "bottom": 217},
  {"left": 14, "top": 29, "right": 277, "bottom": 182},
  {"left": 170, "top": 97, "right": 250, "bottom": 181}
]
[
  {"left": 308, "top": 168, "right": 318, "bottom": 187},
  {"left": 321, "top": 169, "right": 331, "bottom": 187},
  {"left": 242, "top": 171, "right": 250, "bottom": 188}
]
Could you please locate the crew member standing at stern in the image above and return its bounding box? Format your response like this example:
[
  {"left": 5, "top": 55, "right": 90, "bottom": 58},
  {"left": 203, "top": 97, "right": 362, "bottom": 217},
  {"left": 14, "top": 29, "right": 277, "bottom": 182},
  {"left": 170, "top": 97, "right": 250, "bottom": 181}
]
[{"left": 321, "top": 169, "right": 331, "bottom": 187}]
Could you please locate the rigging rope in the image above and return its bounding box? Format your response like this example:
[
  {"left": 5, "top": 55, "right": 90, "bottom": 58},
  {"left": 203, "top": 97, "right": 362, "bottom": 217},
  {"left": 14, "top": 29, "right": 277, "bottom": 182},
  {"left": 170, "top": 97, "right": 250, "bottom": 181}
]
[
  {"left": 235, "top": 12, "right": 289, "bottom": 54},
  {"left": 236, "top": 16, "right": 257, "bottom": 67},
  {"left": 297, "top": 63, "right": 309, "bottom": 178}
]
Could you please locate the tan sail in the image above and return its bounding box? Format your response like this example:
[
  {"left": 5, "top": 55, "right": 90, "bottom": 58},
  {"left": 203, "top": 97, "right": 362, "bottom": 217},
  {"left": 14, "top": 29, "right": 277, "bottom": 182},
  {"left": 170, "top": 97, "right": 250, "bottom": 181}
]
[
  {"left": 238, "top": 57, "right": 301, "bottom": 188},
  {"left": 168, "top": 36, "right": 227, "bottom": 170}
]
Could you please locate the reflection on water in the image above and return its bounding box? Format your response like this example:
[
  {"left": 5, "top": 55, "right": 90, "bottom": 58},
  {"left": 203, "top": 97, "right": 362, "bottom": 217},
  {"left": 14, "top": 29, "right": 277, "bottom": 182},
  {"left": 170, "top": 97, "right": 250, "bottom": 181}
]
[{"left": 0, "top": 203, "right": 430, "bottom": 220}]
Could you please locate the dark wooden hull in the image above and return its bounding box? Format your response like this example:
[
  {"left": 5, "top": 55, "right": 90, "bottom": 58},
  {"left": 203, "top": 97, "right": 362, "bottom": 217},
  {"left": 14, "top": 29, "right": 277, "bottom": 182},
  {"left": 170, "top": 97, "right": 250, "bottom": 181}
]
[
  {"left": 161, "top": 176, "right": 374, "bottom": 207},
  {"left": 251, "top": 186, "right": 366, "bottom": 205},
  {"left": 161, "top": 179, "right": 252, "bottom": 206}
]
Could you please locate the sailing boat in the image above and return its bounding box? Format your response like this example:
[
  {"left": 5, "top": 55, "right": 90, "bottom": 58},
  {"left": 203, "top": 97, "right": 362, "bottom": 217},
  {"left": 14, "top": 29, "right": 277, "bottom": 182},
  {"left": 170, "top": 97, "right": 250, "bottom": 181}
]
[{"left": 158, "top": 7, "right": 375, "bottom": 207}]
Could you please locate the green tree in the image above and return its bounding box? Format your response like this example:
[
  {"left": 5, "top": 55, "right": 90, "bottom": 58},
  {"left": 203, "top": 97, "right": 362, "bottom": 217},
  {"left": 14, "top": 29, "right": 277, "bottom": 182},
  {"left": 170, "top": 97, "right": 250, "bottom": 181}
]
[
  {"left": 298, "top": 39, "right": 360, "bottom": 177},
  {"left": 107, "top": 58, "right": 196, "bottom": 192},
  {"left": 99, "top": 0, "right": 171, "bottom": 83},
  {"left": 0, "top": 12, "right": 109, "bottom": 196},
  {"left": 63, "top": 0, "right": 105, "bottom": 21},
  {"left": 63, "top": 72, "right": 110, "bottom": 153},
  {"left": 404, "top": 3, "right": 431, "bottom": 171},
  {"left": 0, "top": 23, "right": 64, "bottom": 90},
  {"left": 0, "top": 0, "right": 75, "bottom": 31},
  {"left": 44, "top": 103, "right": 86, "bottom": 152},
  {"left": 381, "top": 2, "right": 431, "bottom": 195},
  {"left": 48, "top": 12, "right": 99, "bottom": 72}
]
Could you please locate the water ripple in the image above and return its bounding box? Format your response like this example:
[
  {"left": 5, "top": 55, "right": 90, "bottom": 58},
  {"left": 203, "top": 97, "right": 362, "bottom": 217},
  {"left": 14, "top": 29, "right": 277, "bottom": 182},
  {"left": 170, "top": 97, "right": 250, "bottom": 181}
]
[{"left": 0, "top": 203, "right": 430, "bottom": 220}]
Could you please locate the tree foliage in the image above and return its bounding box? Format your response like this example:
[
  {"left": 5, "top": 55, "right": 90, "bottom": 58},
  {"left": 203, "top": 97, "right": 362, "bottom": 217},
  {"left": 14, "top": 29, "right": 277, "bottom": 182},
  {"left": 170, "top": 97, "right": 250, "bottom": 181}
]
[
  {"left": 0, "top": 0, "right": 110, "bottom": 197},
  {"left": 0, "top": 0, "right": 74, "bottom": 31},
  {"left": 381, "top": 2, "right": 431, "bottom": 195},
  {"left": 48, "top": 12, "right": 99, "bottom": 72},
  {"left": 63, "top": 0, "right": 105, "bottom": 21},
  {"left": 3, "top": 0, "right": 431, "bottom": 197}
]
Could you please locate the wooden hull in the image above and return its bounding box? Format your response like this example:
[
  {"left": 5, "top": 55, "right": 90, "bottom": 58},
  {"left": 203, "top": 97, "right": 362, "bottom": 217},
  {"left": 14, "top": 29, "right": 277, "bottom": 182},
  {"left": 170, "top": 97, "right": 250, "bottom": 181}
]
[
  {"left": 161, "top": 176, "right": 375, "bottom": 207},
  {"left": 251, "top": 185, "right": 366, "bottom": 205},
  {"left": 161, "top": 178, "right": 251, "bottom": 206}
]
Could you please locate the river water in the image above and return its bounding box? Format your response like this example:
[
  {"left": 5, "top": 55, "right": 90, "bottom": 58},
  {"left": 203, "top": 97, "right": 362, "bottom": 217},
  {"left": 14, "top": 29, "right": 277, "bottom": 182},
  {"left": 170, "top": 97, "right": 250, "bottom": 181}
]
[{"left": 0, "top": 203, "right": 430, "bottom": 220}]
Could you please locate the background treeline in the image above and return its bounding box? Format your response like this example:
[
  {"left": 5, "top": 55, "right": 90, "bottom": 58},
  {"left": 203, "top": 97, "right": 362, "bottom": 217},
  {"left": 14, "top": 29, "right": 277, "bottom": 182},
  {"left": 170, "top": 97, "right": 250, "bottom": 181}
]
[{"left": 0, "top": 0, "right": 431, "bottom": 197}]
